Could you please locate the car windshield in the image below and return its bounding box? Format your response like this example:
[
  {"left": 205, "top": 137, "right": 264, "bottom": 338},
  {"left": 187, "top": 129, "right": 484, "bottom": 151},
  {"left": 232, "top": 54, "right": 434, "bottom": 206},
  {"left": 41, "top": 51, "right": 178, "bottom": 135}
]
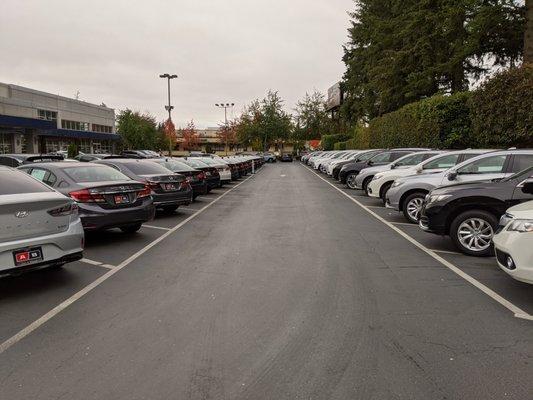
[
  {"left": 154, "top": 159, "right": 196, "bottom": 172},
  {"left": 123, "top": 161, "right": 173, "bottom": 175},
  {"left": 64, "top": 165, "right": 131, "bottom": 182}
]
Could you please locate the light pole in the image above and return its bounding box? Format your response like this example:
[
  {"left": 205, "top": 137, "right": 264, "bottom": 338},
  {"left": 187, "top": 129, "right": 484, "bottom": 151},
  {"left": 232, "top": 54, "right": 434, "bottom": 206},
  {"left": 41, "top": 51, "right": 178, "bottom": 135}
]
[
  {"left": 160, "top": 73, "right": 177, "bottom": 155},
  {"left": 215, "top": 103, "right": 234, "bottom": 155}
]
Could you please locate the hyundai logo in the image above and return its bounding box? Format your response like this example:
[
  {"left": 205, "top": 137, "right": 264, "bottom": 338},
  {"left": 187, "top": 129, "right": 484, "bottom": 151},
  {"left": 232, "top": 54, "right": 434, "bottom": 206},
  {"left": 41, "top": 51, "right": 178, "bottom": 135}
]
[{"left": 14, "top": 211, "right": 30, "bottom": 218}]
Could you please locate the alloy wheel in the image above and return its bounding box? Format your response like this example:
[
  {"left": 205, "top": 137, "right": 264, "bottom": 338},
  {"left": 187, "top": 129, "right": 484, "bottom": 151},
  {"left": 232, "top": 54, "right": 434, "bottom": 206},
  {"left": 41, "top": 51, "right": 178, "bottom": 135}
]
[
  {"left": 346, "top": 174, "right": 357, "bottom": 189},
  {"left": 457, "top": 218, "right": 493, "bottom": 252},
  {"left": 406, "top": 197, "right": 423, "bottom": 222}
]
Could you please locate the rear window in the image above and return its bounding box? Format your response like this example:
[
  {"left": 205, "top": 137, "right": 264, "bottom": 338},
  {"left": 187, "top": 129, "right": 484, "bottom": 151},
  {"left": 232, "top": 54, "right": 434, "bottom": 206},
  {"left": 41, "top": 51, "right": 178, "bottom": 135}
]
[
  {"left": 124, "top": 161, "right": 173, "bottom": 175},
  {"left": 182, "top": 159, "right": 208, "bottom": 168},
  {"left": 64, "top": 165, "right": 130, "bottom": 182},
  {"left": 0, "top": 170, "right": 52, "bottom": 194},
  {"left": 155, "top": 160, "right": 196, "bottom": 172}
]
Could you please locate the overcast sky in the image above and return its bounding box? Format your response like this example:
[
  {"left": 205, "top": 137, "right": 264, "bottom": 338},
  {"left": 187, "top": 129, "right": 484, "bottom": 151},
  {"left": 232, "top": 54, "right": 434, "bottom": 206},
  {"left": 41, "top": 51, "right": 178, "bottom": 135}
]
[{"left": 0, "top": 0, "right": 353, "bottom": 129}]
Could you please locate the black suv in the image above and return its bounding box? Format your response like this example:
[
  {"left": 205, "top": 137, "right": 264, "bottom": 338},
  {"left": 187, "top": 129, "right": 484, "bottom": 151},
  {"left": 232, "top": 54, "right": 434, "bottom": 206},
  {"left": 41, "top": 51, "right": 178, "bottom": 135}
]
[{"left": 420, "top": 166, "right": 533, "bottom": 256}]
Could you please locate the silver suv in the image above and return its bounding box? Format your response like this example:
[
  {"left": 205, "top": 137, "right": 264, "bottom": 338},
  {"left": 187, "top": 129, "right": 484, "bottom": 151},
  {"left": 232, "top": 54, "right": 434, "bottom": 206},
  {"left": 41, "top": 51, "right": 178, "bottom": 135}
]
[{"left": 385, "top": 149, "right": 532, "bottom": 223}]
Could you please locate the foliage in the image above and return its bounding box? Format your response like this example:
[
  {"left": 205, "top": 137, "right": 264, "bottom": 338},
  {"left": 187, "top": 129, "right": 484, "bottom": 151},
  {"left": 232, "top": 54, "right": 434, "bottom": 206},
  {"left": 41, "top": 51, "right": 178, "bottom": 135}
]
[
  {"left": 293, "top": 91, "right": 331, "bottom": 140},
  {"left": 116, "top": 109, "right": 159, "bottom": 150},
  {"left": 179, "top": 120, "right": 200, "bottom": 151},
  {"left": 67, "top": 143, "right": 78, "bottom": 158},
  {"left": 157, "top": 119, "right": 177, "bottom": 155},
  {"left": 342, "top": 0, "right": 526, "bottom": 123},
  {"left": 333, "top": 141, "right": 347, "bottom": 150},
  {"left": 366, "top": 92, "right": 473, "bottom": 149},
  {"left": 470, "top": 66, "right": 533, "bottom": 147},
  {"left": 216, "top": 120, "right": 238, "bottom": 152},
  {"left": 235, "top": 91, "right": 293, "bottom": 151},
  {"left": 322, "top": 134, "right": 350, "bottom": 150}
]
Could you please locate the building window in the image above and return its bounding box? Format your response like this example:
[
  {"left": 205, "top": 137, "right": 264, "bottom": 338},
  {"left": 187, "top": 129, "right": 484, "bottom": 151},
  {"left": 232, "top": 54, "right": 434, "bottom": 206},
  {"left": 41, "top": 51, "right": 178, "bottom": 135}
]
[
  {"left": 79, "top": 140, "right": 92, "bottom": 153},
  {"left": 0, "top": 133, "right": 13, "bottom": 154},
  {"left": 45, "top": 139, "right": 70, "bottom": 153},
  {"left": 38, "top": 109, "right": 57, "bottom": 121},
  {"left": 91, "top": 124, "right": 113, "bottom": 133},
  {"left": 61, "top": 120, "right": 89, "bottom": 131},
  {"left": 92, "top": 140, "right": 113, "bottom": 154}
]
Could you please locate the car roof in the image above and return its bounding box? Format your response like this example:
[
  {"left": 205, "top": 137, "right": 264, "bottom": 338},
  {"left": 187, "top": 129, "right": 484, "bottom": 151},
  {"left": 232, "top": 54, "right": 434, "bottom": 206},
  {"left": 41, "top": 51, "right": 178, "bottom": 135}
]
[{"left": 18, "top": 161, "right": 101, "bottom": 169}]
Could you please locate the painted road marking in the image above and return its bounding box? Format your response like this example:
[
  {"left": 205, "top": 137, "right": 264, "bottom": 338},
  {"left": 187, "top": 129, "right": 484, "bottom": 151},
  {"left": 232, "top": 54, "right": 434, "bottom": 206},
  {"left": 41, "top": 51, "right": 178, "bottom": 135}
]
[
  {"left": 142, "top": 225, "right": 172, "bottom": 231},
  {"left": 80, "top": 258, "right": 116, "bottom": 270},
  {"left": 0, "top": 173, "right": 256, "bottom": 356},
  {"left": 305, "top": 165, "right": 533, "bottom": 322}
]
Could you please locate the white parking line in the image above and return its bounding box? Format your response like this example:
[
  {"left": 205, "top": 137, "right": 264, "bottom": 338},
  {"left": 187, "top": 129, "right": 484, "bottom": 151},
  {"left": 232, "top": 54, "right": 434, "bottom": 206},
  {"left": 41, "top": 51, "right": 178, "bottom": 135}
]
[
  {"left": 180, "top": 207, "right": 202, "bottom": 212},
  {"left": 80, "top": 258, "right": 116, "bottom": 270},
  {"left": 0, "top": 173, "right": 256, "bottom": 355},
  {"left": 391, "top": 222, "right": 418, "bottom": 227},
  {"left": 305, "top": 166, "right": 533, "bottom": 322},
  {"left": 142, "top": 225, "right": 171, "bottom": 231},
  {"left": 195, "top": 196, "right": 214, "bottom": 201}
]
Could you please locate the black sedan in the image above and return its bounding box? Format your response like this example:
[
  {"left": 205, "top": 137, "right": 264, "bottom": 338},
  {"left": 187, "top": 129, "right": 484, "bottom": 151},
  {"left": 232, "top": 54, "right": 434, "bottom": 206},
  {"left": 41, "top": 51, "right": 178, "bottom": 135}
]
[
  {"left": 151, "top": 158, "right": 208, "bottom": 199},
  {"left": 179, "top": 158, "right": 221, "bottom": 190},
  {"left": 281, "top": 153, "right": 293, "bottom": 162},
  {"left": 420, "top": 167, "right": 533, "bottom": 256},
  {"left": 96, "top": 159, "right": 193, "bottom": 213},
  {"left": 18, "top": 162, "right": 155, "bottom": 233},
  {"left": 338, "top": 150, "right": 384, "bottom": 184},
  {"left": 0, "top": 154, "right": 64, "bottom": 167}
]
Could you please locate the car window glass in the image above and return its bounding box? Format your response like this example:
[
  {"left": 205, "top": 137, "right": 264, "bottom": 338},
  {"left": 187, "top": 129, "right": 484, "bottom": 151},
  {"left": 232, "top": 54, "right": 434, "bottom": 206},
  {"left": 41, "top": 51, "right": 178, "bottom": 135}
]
[
  {"left": 369, "top": 152, "right": 391, "bottom": 163},
  {"left": 461, "top": 153, "right": 480, "bottom": 162},
  {"left": 423, "top": 154, "right": 460, "bottom": 169},
  {"left": 395, "top": 153, "right": 428, "bottom": 167},
  {"left": 64, "top": 165, "right": 130, "bottom": 182},
  {"left": 30, "top": 168, "right": 47, "bottom": 181},
  {"left": 511, "top": 154, "right": 533, "bottom": 173},
  {"left": 1, "top": 170, "right": 52, "bottom": 194},
  {"left": 124, "top": 161, "right": 172, "bottom": 175},
  {"left": 457, "top": 155, "right": 507, "bottom": 174}
]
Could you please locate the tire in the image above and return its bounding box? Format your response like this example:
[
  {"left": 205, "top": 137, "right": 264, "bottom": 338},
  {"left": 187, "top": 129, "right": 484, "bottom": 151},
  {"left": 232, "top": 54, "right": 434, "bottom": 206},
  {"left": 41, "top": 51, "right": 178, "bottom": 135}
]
[
  {"left": 346, "top": 173, "right": 358, "bottom": 190},
  {"left": 362, "top": 177, "right": 373, "bottom": 195},
  {"left": 380, "top": 182, "right": 393, "bottom": 205},
  {"left": 450, "top": 210, "right": 498, "bottom": 257},
  {"left": 402, "top": 192, "right": 426, "bottom": 224},
  {"left": 120, "top": 223, "right": 143, "bottom": 233},
  {"left": 160, "top": 205, "right": 178, "bottom": 214}
]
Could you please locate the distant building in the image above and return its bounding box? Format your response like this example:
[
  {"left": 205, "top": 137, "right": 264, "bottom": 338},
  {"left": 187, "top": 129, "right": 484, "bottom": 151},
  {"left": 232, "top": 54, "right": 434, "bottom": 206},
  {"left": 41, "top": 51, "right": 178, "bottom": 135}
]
[
  {"left": 0, "top": 82, "right": 120, "bottom": 154},
  {"left": 326, "top": 82, "right": 344, "bottom": 118}
]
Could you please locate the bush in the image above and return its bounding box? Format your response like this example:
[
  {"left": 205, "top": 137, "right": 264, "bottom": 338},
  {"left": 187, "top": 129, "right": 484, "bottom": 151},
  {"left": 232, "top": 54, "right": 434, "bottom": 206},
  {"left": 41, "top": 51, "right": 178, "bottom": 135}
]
[
  {"left": 470, "top": 66, "right": 533, "bottom": 148},
  {"left": 334, "top": 141, "right": 347, "bottom": 150},
  {"left": 367, "top": 92, "right": 473, "bottom": 149},
  {"left": 322, "top": 134, "right": 350, "bottom": 150},
  {"left": 67, "top": 143, "right": 79, "bottom": 158}
]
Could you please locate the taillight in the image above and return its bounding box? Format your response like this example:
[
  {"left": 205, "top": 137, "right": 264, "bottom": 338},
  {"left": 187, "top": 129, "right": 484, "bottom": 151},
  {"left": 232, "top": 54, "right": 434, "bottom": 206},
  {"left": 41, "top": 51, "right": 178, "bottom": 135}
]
[
  {"left": 146, "top": 181, "right": 160, "bottom": 192},
  {"left": 185, "top": 176, "right": 193, "bottom": 183},
  {"left": 138, "top": 185, "right": 151, "bottom": 198},
  {"left": 179, "top": 181, "right": 191, "bottom": 190},
  {"left": 197, "top": 172, "right": 205, "bottom": 180},
  {"left": 48, "top": 202, "right": 79, "bottom": 217},
  {"left": 69, "top": 189, "right": 105, "bottom": 203}
]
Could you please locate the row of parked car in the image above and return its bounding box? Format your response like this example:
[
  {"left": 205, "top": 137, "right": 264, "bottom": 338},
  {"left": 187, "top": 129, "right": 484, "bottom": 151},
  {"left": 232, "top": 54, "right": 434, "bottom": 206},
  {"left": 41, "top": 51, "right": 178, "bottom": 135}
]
[
  {"left": 302, "top": 148, "right": 533, "bottom": 285},
  {"left": 0, "top": 152, "right": 264, "bottom": 276}
]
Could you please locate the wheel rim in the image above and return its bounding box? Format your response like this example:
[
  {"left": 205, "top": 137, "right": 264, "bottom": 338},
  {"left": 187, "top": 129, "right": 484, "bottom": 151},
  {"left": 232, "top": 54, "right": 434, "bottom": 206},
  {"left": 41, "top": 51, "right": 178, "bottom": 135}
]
[
  {"left": 346, "top": 174, "right": 357, "bottom": 189},
  {"left": 406, "top": 197, "right": 423, "bottom": 222},
  {"left": 457, "top": 218, "right": 493, "bottom": 252}
]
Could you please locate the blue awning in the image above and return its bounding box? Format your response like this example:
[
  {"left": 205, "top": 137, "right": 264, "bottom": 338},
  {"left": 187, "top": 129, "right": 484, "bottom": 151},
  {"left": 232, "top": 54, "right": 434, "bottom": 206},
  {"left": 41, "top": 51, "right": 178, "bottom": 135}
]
[
  {"left": 38, "top": 129, "right": 121, "bottom": 141},
  {"left": 0, "top": 114, "right": 56, "bottom": 129}
]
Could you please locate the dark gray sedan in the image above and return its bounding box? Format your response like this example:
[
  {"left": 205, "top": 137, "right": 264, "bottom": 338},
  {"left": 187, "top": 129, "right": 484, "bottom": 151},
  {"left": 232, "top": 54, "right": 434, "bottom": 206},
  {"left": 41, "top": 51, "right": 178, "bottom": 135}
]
[
  {"left": 18, "top": 162, "right": 155, "bottom": 233},
  {"left": 95, "top": 159, "right": 193, "bottom": 213}
]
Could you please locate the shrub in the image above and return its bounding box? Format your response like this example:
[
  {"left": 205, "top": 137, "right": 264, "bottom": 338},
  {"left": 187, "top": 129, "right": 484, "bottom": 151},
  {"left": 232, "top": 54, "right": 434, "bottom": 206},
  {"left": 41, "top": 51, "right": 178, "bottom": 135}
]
[
  {"left": 470, "top": 66, "right": 533, "bottom": 148},
  {"left": 334, "top": 141, "right": 347, "bottom": 150},
  {"left": 367, "top": 92, "right": 473, "bottom": 149},
  {"left": 322, "top": 134, "right": 350, "bottom": 150}
]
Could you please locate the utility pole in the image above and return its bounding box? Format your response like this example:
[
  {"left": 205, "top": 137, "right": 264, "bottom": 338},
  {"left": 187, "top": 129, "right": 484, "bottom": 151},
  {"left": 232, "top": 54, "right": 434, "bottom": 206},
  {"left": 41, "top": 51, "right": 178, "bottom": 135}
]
[
  {"left": 159, "top": 73, "right": 178, "bottom": 155},
  {"left": 215, "top": 103, "right": 234, "bottom": 155}
]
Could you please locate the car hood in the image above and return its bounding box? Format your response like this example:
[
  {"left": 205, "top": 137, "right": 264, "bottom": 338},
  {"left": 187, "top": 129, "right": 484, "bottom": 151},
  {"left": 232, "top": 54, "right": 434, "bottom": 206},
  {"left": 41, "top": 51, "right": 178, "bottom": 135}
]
[{"left": 506, "top": 200, "right": 533, "bottom": 217}]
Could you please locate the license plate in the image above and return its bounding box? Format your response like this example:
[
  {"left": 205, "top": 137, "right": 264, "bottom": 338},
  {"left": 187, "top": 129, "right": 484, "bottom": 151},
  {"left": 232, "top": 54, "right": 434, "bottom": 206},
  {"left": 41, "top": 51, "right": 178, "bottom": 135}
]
[
  {"left": 114, "top": 194, "right": 130, "bottom": 204},
  {"left": 13, "top": 247, "right": 43, "bottom": 266},
  {"left": 161, "top": 183, "right": 177, "bottom": 191}
]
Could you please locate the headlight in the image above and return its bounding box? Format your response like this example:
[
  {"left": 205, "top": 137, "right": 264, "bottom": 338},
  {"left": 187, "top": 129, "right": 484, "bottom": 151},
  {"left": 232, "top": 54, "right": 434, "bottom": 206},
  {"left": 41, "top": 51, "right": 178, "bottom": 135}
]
[
  {"left": 507, "top": 219, "right": 533, "bottom": 233},
  {"left": 499, "top": 213, "right": 514, "bottom": 228},
  {"left": 391, "top": 180, "right": 404, "bottom": 188},
  {"left": 427, "top": 194, "right": 452, "bottom": 203},
  {"left": 373, "top": 173, "right": 384, "bottom": 181}
]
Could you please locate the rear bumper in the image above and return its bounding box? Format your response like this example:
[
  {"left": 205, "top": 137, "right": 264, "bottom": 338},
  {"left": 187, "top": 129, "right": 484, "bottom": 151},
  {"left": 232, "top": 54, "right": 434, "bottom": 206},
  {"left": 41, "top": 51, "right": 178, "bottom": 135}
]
[
  {"left": 79, "top": 198, "right": 156, "bottom": 230},
  {"left": 0, "top": 219, "right": 84, "bottom": 273},
  {"left": 191, "top": 182, "right": 208, "bottom": 196},
  {"left": 153, "top": 188, "right": 193, "bottom": 207}
]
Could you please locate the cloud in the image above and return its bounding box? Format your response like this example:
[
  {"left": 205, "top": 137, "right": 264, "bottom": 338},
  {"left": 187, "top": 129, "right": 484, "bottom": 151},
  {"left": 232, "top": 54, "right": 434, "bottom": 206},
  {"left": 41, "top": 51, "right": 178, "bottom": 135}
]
[{"left": 0, "top": 0, "right": 352, "bottom": 128}]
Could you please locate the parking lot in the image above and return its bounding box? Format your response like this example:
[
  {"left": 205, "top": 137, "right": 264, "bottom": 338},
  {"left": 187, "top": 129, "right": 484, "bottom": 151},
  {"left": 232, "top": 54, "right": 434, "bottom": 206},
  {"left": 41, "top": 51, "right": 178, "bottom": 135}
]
[{"left": 1, "top": 162, "right": 532, "bottom": 400}]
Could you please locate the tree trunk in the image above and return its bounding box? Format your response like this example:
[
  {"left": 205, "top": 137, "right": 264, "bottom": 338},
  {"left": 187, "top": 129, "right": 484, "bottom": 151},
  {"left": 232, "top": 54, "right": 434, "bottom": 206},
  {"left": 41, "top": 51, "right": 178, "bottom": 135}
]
[{"left": 525, "top": 0, "right": 533, "bottom": 65}]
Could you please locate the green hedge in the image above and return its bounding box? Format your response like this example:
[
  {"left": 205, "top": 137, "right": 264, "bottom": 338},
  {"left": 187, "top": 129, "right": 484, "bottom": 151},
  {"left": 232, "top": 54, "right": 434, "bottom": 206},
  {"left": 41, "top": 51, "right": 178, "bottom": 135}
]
[
  {"left": 367, "top": 92, "right": 473, "bottom": 149},
  {"left": 322, "top": 134, "right": 350, "bottom": 150},
  {"left": 334, "top": 141, "right": 347, "bottom": 150},
  {"left": 470, "top": 66, "right": 533, "bottom": 147}
]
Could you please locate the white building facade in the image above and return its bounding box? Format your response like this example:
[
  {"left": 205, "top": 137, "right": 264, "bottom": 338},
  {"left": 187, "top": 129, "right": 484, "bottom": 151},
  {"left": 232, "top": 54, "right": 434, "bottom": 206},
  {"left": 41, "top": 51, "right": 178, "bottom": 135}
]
[{"left": 0, "top": 82, "right": 119, "bottom": 154}]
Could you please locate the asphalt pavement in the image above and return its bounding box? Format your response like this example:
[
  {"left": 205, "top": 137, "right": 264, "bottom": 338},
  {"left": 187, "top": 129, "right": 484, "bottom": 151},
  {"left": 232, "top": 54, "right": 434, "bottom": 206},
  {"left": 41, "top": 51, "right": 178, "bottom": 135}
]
[{"left": 0, "top": 162, "right": 532, "bottom": 400}]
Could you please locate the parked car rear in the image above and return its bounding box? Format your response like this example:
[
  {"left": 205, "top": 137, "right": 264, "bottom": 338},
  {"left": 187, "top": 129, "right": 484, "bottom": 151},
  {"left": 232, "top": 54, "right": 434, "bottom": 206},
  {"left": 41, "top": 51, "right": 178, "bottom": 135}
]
[
  {"left": 151, "top": 158, "right": 208, "bottom": 199},
  {"left": 18, "top": 162, "right": 156, "bottom": 232},
  {"left": 0, "top": 166, "right": 84, "bottom": 275}
]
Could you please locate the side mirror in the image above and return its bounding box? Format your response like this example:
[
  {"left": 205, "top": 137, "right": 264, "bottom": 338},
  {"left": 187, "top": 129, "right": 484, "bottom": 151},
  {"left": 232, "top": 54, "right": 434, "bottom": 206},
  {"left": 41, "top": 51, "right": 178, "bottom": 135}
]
[
  {"left": 367, "top": 160, "right": 374, "bottom": 166},
  {"left": 521, "top": 180, "right": 533, "bottom": 194},
  {"left": 447, "top": 171, "right": 458, "bottom": 181},
  {"left": 390, "top": 163, "right": 397, "bottom": 170},
  {"left": 415, "top": 166, "right": 423, "bottom": 174}
]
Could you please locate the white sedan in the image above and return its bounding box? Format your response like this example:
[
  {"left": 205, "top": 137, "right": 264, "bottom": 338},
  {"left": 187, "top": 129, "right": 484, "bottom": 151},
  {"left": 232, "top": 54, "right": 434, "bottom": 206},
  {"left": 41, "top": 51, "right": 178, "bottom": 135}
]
[{"left": 493, "top": 200, "right": 533, "bottom": 284}]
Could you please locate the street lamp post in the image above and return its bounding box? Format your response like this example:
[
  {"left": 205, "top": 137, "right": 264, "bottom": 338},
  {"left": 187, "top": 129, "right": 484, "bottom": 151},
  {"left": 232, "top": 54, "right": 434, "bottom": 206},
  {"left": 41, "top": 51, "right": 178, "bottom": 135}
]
[
  {"left": 159, "top": 73, "right": 178, "bottom": 155},
  {"left": 215, "top": 102, "right": 234, "bottom": 155}
]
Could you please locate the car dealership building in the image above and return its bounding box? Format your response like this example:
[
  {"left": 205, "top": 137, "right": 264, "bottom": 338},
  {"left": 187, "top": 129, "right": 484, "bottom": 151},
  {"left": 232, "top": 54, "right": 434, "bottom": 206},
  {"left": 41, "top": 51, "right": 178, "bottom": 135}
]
[{"left": 0, "top": 82, "right": 120, "bottom": 155}]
